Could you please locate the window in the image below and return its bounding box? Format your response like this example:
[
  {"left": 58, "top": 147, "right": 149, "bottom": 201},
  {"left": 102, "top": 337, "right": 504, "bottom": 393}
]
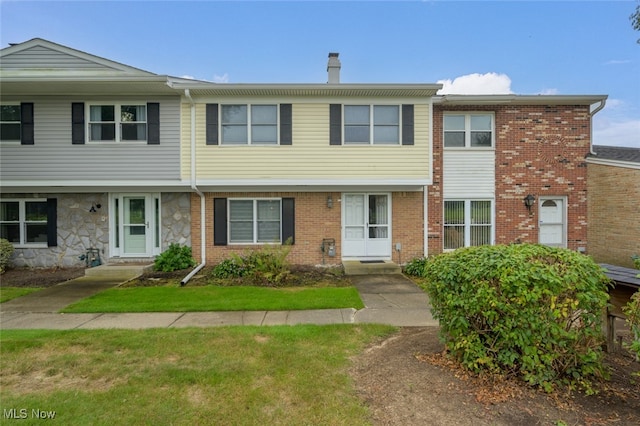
[
  {"left": 229, "top": 199, "right": 281, "bottom": 243},
  {"left": 89, "top": 104, "right": 147, "bottom": 142},
  {"left": 444, "top": 113, "right": 493, "bottom": 148},
  {"left": 0, "top": 199, "right": 48, "bottom": 246},
  {"left": 443, "top": 200, "right": 492, "bottom": 250},
  {"left": 344, "top": 105, "right": 399, "bottom": 145},
  {"left": 0, "top": 105, "right": 21, "bottom": 142},
  {"left": 221, "top": 104, "right": 278, "bottom": 145}
]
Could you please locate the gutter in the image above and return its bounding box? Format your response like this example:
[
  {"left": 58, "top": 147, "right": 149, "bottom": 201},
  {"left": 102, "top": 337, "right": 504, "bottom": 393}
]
[
  {"left": 181, "top": 89, "right": 207, "bottom": 286},
  {"left": 589, "top": 99, "right": 607, "bottom": 156}
]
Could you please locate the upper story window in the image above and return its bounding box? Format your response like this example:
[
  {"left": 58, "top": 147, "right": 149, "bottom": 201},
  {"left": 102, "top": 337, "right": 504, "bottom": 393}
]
[
  {"left": 221, "top": 104, "right": 278, "bottom": 145},
  {"left": 89, "top": 104, "right": 147, "bottom": 142},
  {"left": 0, "top": 105, "right": 21, "bottom": 142},
  {"left": 0, "top": 199, "right": 48, "bottom": 246},
  {"left": 344, "top": 105, "right": 400, "bottom": 145},
  {"left": 444, "top": 113, "right": 494, "bottom": 148}
]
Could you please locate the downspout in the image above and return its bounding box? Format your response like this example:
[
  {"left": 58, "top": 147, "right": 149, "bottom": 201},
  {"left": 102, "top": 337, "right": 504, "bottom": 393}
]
[
  {"left": 589, "top": 99, "right": 606, "bottom": 155},
  {"left": 181, "top": 89, "right": 206, "bottom": 286}
]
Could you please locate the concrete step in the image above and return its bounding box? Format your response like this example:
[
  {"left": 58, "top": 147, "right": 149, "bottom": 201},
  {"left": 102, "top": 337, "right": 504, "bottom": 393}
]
[
  {"left": 343, "top": 260, "right": 402, "bottom": 276},
  {"left": 84, "top": 264, "right": 152, "bottom": 280}
]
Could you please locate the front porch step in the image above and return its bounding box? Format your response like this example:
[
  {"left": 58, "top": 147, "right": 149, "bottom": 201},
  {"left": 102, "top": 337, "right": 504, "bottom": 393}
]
[
  {"left": 84, "top": 264, "right": 152, "bottom": 281},
  {"left": 343, "top": 261, "right": 402, "bottom": 276}
]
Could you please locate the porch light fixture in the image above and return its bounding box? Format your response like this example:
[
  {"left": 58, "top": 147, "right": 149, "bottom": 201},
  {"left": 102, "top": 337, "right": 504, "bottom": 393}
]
[
  {"left": 327, "top": 195, "right": 333, "bottom": 209},
  {"left": 523, "top": 194, "right": 535, "bottom": 215}
]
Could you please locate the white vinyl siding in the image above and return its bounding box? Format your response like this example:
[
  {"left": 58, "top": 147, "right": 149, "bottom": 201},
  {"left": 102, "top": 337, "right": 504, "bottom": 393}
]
[{"left": 443, "top": 150, "right": 495, "bottom": 198}]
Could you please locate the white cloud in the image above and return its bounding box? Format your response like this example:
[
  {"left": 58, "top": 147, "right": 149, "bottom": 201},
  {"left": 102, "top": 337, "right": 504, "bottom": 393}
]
[
  {"left": 437, "top": 72, "right": 513, "bottom": 95},
  {"left": 213, "top": 73, "right": 229, "bottom": 83},
  {"left": 603, "top": 59, "right": 632, "bottom": 65},
  {"left": 593, "top": 116, "right": 640, "bottom": 148},
  {"left": 181, "top": 75, "right": 195, "bottom": 80},
  {"left": 538, "top": 88, "right": 559, "bottom": 95}
]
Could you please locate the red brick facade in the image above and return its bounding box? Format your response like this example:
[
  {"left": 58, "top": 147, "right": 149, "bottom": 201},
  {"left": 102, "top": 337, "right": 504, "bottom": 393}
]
[{"left": 429, "top": 103, "right": 592, "bottom": 255}]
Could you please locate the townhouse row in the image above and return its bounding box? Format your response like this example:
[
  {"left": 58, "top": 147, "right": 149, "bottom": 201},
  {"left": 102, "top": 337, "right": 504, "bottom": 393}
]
[{"left": 0, "top": 38, "right": 614, "bottom": 268}]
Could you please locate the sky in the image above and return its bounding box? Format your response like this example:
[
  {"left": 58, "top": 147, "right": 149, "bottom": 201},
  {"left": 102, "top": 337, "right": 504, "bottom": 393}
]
[{"left": 1, "top": 0, "right": 639, "bottom": 148}]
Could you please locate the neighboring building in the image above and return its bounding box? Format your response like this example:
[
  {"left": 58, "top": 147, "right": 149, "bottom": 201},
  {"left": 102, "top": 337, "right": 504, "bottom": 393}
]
[
  {"left": 587, "top": 145, "right": 640, "bottom": 268},
  {"left": 0, "top": 39, "right": 610, "bottom": 269}
]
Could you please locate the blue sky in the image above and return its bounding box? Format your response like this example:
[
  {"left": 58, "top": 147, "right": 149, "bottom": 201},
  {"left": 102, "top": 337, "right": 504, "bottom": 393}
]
[{"left": 1, "top": 0, "right": 639, "bottom": 147}]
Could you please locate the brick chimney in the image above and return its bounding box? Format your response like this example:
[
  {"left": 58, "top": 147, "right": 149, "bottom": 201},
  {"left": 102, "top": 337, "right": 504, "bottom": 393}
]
[{"left": 327, "top": 52, "right": 341, "bottom": 84}]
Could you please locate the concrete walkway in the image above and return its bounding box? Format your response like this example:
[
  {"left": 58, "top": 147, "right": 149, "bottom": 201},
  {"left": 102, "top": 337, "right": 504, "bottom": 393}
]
[{"left": 0, "top": 271, "right": 437, "bottom": 330}]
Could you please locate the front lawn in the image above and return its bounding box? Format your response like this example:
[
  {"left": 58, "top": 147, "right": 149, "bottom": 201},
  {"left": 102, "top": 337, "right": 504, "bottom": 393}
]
[
  {"left": 1, "top": 325, "right": 394, "bottom": 425},
  {"left": 0, "top": 287, "right": 41, "bottom": 303},
  {"left": 61, "top": 285, "right": 364, "bottom": 313}
]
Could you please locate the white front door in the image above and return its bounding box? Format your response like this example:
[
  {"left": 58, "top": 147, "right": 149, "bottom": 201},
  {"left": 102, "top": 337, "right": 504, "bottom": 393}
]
[
  {"left": 539, "top": 197, "right": 566, "bottom": 248},
  {"left": 342, "top": 193, "right": 391, "bottom": 259},
  {"left": 111, "top": 193, "right": 160, "bottom": 257}
]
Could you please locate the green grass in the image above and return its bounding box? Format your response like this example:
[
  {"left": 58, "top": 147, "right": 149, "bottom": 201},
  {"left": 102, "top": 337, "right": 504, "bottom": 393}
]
[
  {"left": 61, "top": 285, "right": 364, "bottom": 313},
  {"left": 0, "top": 287, "right": 41, "bottom": 303},
  {"left": 0, "top": 325, "right": 394, "bottom": 425}
]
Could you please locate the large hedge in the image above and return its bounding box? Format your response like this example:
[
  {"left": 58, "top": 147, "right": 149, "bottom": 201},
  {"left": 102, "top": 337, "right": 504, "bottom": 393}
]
[
  {"left": 418, "top": 244, "right": 610, "bottom": 392},
  {"left": 0, "top": 238, "right": 14, "bottom": 273}
]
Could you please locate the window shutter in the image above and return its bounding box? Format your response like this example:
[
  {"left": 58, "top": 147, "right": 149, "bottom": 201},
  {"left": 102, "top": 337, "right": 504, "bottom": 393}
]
[
  {"left": 280, "top": 104, "right": 292, "bottom": 145},
  {"left": 71, "top": 103, "right": 85, "bottom": 145},
  {"left": 213, "top": 198, "right": 227, "bottom": 246},
  {"left": 402, "top": 104, "right": 414, "bottom": 146},
  {"left": 282, "top": 198, "right": 295, "bottom": 245},
  {"left": 329, "top": 104, "right": 342, "bottom": 145},
  {"left": 19, "top": 103, "right": 35, "bottom": 145},
  {"left": 206, "top": 104, "right": 219, "bottom": 145},
  {"left": 147, "top": 102, "right": 160, "bottom": 144},
  {"left": 47, "top": 198, "right": 58, "bottom": 247}
]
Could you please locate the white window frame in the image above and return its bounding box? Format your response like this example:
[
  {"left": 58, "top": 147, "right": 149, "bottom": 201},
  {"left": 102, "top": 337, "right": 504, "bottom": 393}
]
[
  {"left": 0, "top": 104, "right": 21, "bottom": 144},
  {"left": 443, "top": 199, "right": 494, "bottom": 250},
  {"left": 0, "top": 198, "right": 48, "bottom": 248},
  {"left": 343, "top": 104, "right": 401, "bottom": 145},
  {"left": 443, "top": 112, "right": 495, "bottom": 149},
  {"left": 220, "top": 104, "right": 280, "bottom": 145},
  {"left": 87, "top": 103, "right": 148, "bottom": 143},
  {"left": 228, "top": 198, "right": 282, "bottom": 244}
]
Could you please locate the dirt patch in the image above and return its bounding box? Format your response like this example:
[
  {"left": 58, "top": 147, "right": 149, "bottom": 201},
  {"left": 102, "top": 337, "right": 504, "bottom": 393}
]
[
  {"left": 350, "top": 327, "right": 640, "bottom": 426},
  {"left": 1, "top": 267, "right": 85, "bottom": 288}
]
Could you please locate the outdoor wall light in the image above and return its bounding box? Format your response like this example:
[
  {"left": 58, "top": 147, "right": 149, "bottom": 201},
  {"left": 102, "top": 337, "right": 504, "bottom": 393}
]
[
  {"left": 327, "top": 195, "right": 333, "bottom": 209},
  {"left": 89, "top": 203, "right": 102, "bottom": 213},
  {"left": 523, "top": 194, "right": 535, "bottom": 215}
]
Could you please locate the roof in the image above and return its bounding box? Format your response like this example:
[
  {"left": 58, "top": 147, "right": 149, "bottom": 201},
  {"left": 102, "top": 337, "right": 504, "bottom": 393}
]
[
  {"left": 587, "top": 145, "right": 640, "bottom": 169},
  {"left": 434, "top": 94, "right": 608, "bottom": 105}
]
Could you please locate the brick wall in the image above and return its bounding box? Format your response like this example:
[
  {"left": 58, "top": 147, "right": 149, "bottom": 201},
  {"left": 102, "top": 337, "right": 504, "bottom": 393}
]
[
  {"left": 588, "top": 164, "right": 640, "bottom": 268},
  {"left": 190, "top": 191, "right": 424, "bottom": 266},
  {"left": 430, "top": 103, "right": 592, "bottom": 255}
]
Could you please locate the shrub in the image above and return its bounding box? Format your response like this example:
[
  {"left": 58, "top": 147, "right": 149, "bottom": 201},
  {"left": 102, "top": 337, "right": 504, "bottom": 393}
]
[
  {"left": 419, "top": 244, "right": 610, "bottom": 393},
  {"left": 210, "top": 239, "right": 292, "bottom": 286},
  {"left": 622, "top": 291, "right": 640, "bottom": 361},
  {"left": 632, "top": 255, "right": 640, "bottom": 278},
  {"left": 0, "top": 238, "right": 14, "bottom": 273},
  {"left": 154, "top": 244, "right": 196, "bottom": 272},
  {"left": 404, "top": 256, "right": 428, "bottom": 276}
]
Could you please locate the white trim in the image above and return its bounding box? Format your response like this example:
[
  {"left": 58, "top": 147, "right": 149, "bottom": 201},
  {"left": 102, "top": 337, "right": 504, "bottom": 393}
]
[
  {"left": 423, "top": 186, "right": 428, "bottom": 259},
  {"left": 219, "top": 103, "right": 280, "bottom": 146},
  {"left": 341, "top": 192, "right": 392, "bottom": 259},
  {"left": 227, "top": 197, "right": 282, "bottom": 245},
  {"left": 586, "top": 157, "right": 640, "bottom": 170},
  {"left": 538, "top": 196, "right": 567, "bottom": 248},
  {"left": 86, "top": 102, "right": 148, "bottom": 144},
  {"left": 0, "top": 198, "right": 48, "bottom": 248},
  {"left": 443, "top": 112, "right": 496, "bottom": 149},
  {"left": 342, "top": 104, "right": 403, "bottom": 146}
]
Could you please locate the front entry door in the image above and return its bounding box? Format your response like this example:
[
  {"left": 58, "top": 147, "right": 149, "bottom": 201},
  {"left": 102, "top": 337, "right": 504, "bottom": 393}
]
[
  {"left": 342, "top": 193, "right": 391, "bottom": 258},
  {"left": 111, "top": 193, "right": 159, "bottom": 257},
  {"left": 539, "top": 197, "right": 566, "bottom": 248}
]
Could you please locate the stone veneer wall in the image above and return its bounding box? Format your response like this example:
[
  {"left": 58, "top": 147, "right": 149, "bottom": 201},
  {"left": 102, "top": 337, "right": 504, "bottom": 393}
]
[{"left": 7, "top": 192, "right": 191, "bottom": 268}]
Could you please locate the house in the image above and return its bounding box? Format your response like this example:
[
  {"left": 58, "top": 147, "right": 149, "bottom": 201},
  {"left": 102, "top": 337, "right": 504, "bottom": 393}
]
[
  {"left": 0, "top": 38, "right": 609, "bottom": 270},
  {"left": 586, "top": 145, "right": 640, "bottom": 268}
]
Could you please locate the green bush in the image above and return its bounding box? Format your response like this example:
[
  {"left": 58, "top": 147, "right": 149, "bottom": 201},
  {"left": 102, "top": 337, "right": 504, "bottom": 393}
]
[
  {"left": 210, "top": 240, "right": 292, "bottom": 286},
  {"left": 154, "top": 244, "right": 196, "bottom": 272},
  {"left": 404, "top": 256, "right": 428, "bottom": 276},
  {"left": 622, "top": 291, "right": 640, "bottom": 361},
  {"left": 0, "top": 238, "right": 14, "bottom": 274},
  {"left": 419, "top": 244, "right": 610, "bottom": 393}
]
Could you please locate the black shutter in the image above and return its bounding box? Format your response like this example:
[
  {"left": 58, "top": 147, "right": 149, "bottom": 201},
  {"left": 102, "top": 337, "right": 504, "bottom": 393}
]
[
  {"left": 71, "top": 102, "right": 85, "bottom": 145},
  {"left": 329, "top": 104, "right": 342, "bottom": 145},
  {"left": 47, "top": 198, "right": 57, "bottom": 247},
  {"left": 147, "top": 102, "right": 160, "bottom": 144},
  {"left": 20, "top": 103, "right": 34, "bottom": 145},
  {"left": 282, "top": 198, "right": 295, "bottom": 245},
  {"left": 280, "top": 104, "right": 292, "bottom": 145},
  {"left": 206, "top": 104, "right": 219, "bottom": 145},
  {"left": 213, "top": 198, "right": 227, "bottom": 246},
  {"left": 402, "top": 104, "right": 414, "bottom": 146}
]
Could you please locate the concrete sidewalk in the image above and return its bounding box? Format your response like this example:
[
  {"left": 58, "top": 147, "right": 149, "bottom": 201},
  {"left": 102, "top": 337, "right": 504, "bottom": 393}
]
[{"left": 0, "top": 271, "right": 437, "bottom": 330}]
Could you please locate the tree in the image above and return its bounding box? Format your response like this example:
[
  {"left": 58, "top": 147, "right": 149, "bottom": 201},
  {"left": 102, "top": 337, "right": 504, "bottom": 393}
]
[{"left": 632, "top": 2, "right": 640, "bottom": 43}]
